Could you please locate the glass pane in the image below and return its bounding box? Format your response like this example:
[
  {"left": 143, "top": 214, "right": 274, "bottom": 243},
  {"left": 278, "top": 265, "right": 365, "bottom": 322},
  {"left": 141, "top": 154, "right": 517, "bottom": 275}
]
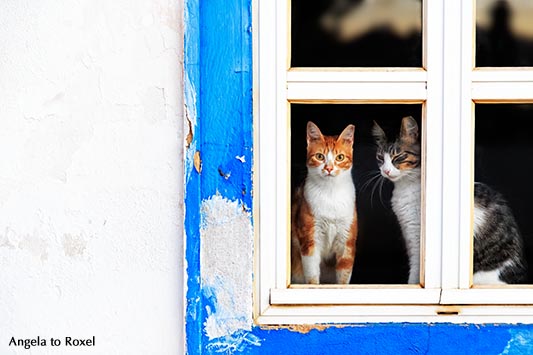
[
  {"left": 477, "top": 0, "right": 533, "bottom": 66},
  {"left": 474, "top": 104, "right": 532, "bottom": 284},
  {"left": 291, "top": 0, "right": 423, "bottom": 67},
  {"left": 290, "top": 104, "right": 423, "bottom": 284}
]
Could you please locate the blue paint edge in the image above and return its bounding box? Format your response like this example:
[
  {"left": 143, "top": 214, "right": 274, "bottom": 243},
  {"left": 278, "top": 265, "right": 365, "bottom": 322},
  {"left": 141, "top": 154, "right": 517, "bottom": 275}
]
[
  {"left": 183, "top": 0, "right": 533, "bottom": 354},
  {"left": 184, "top": 0, "right": 254, "bottom": 353},
  {"left": 184, "top": 0, "right": 202, "bottom": 353}
]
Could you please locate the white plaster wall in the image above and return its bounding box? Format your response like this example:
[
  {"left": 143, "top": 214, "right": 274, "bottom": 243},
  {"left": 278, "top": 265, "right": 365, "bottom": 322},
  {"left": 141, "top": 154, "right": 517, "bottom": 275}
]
[{"left": 0, "top": 1, "right": 184, "bottom": 354}]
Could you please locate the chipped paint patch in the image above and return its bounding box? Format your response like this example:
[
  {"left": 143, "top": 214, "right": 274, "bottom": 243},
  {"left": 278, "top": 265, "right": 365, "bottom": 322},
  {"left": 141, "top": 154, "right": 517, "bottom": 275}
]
[
  {"left": 17, "top": 232, "right": 49, "bottom": 262},
  {"left": 0, "top": 220, "right": 58, "bottom": 262},
  {"left": 206, "top": 330, "right": 261, "bottom": 353},
  {"left": 194, "top": 151, "right": 202, "bottom": 173},
  {"left": 260, "top": 324, "right": 334, "bottom": 334},
  {"left": 186, "top": 114, "right": 194, "bottom": 148},
  {"left": 184, "top": 71, "right": 199, "bottom": 185},
  {"left": 200, "top": 195, "right": 254, "bottom": 341},
  {"left": 62, "top": 233, "right": 87, "bottom": 257},
  {"left": 501, "top": 329, "right": 533, "bottom": 355}
]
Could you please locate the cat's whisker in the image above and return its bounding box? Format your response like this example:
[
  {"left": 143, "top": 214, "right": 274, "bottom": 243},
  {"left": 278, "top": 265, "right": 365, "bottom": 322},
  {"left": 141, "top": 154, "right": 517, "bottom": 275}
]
[
  {"left": 360, "top": 177, "right": 381, "bottom": 201},
  {"left": 369, "top": 175, "right": 384, "bottom": 209},
  {"left": 378, "top": 175, "right": 386, "bottom": 206},
  {"left": 359, "top": 172, "right": 381, "bottom": 193}
]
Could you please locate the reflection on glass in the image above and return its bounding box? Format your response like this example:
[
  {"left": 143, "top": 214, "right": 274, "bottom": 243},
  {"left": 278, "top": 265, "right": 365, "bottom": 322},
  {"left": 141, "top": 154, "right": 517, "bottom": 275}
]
[
  {"left": 477, "top": 0, "right": 533, "bottom": 66},
  {"left": 291, "top": 104, "right": 422, "bottom": 284},
  {"left": 291, "top": 0, "right": 423, "bottom": 67},
  {"left": 474, "top": 104, "right": 532, "bottom": 284}
]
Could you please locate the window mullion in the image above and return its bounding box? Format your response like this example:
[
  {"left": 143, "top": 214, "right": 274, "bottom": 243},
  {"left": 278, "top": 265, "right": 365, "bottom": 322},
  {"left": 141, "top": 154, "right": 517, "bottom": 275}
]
[
  {"left": 257, "top": 0, "right": 279, "bottom": 314},
  {"left": 440, "top": 0, "right": 464, "bottom": 291},
  {"left": 422, "top": 0, "right": 444, "bottom": 290},
  {"left": 275, "top": 0, "right": 290, "bottom": 289},
  {"left": 458, "top": 0, "right": 475, "bottom": 290}
]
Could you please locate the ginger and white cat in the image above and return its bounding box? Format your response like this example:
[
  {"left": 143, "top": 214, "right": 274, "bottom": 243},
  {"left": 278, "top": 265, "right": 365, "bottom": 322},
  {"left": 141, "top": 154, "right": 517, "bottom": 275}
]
[{"left": 291, "top": 122, "right": 358, "bottom": 284}]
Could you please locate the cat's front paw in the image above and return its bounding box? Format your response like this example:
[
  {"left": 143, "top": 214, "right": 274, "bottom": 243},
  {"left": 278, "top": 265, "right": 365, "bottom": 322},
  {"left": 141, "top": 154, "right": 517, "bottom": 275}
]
[{"left": 305, "top": 276, "right": 320, "bottom": 284}]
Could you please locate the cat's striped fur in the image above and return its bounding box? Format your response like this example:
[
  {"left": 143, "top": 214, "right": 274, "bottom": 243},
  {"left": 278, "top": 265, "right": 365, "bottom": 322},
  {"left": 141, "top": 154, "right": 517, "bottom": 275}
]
[
  {"left": 373, "top": 116, "right": 527, "bottom": 284},
  {"left": 291, "top": 122, "right": 358, "bottom": 284}
]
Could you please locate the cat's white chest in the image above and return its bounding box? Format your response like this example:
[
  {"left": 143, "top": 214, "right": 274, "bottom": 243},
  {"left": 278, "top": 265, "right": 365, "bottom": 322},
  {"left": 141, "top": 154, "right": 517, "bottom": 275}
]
[
  {"left": 304, "top": 176, "right": 355, "bottom": 220},
  {"left": 304, "top": 174, "right": 356, "bottom": 253}
]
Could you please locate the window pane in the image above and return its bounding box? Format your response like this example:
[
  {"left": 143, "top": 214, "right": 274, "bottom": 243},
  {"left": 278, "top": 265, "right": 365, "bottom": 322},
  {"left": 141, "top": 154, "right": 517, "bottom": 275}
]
[
  {"left": 291, "top": 104, "right": 422, "bottom": 284},
  {"left": 477, "top": 0, "right": 533, "bottom": 67},
  {"left": 474, "top": 104, "right": 533, "bottom": 284},
  {"left": 291, "top": 0, "right": 423, "bottom": 67}
]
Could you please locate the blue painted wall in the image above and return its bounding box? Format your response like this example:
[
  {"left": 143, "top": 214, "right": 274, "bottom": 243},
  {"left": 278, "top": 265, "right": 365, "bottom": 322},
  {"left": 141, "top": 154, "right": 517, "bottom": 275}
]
[{"left": 183, "top": 0, "right": 533, "bottom": 353}]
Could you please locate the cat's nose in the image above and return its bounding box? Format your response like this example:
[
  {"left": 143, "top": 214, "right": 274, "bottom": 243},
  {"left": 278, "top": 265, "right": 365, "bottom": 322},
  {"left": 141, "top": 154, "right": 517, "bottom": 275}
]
[
  {"left": 325, "top": 166, "right": 333, "bottom": 173},
  {"left": 384, "top": 169, "right": 391, "bottom": 175}
]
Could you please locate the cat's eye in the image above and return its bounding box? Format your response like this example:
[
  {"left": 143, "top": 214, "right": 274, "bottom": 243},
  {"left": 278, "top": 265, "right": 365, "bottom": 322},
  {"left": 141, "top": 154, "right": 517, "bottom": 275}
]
[
  {"left": 336, "top": 154, "right": 345, "bottom": 161},
  {"left": 392, "top": 153, "right": 407, "bottom": 163},
  {"left": 315, "top": 153, "right": 325, "bottom": 161}
]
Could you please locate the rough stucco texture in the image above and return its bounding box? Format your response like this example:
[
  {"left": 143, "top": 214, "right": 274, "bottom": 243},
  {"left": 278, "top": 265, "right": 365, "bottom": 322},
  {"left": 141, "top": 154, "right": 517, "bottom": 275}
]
[{"left": 0, "top": 1, "right": 184, "bottom": 353}]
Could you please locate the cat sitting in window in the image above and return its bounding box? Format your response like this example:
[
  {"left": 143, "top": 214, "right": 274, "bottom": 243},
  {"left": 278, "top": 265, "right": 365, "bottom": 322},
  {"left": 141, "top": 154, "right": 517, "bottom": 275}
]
[
  {"left": 372, "top": 116, "right": 527, "bottom": 284},
  {"left": 291, "top": 122, "right": 358, "bottom": 284}
]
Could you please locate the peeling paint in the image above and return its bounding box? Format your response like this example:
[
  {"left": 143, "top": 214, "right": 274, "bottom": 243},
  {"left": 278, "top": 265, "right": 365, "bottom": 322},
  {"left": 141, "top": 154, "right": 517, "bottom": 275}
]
[
  {"left": 184, "top": 71, "right": 199, "bottom": 186},
  {"left": 501, "top": 329, "right": 533, "bottom": 355},
  {"left": 186, "top": 114, "right": 194, "bottom": 148},
  {"left": 260, "top": 324, "right": 332, "bottom": 334},
  {"left": 184, "top": 0, "right": 203, "bottom": 353},
  {"left": 17, "top": 232, "right": 49, "bottom": 262},
  {"left": 186, "top": 0, "right": 533, "bottom": 354},
  {"left": 61, "top": 233, "right": 87, "bottom": 257},
  {"left": 218, "top": 167, "right": 231, "bottom": 180},
  {"left": 2, "top": 227, "right": 89, "bottom": 261},
  {"left": 1, "top": 0, "right": 184, "bottom": 353},
  {"left": 0, "top": 227, "right": 16, "bottom": 249},
  {"left": 200, "top": 195, "right": 253, "bottom": 340},
  {"left": 205, "top": 330, "right": 261, "bottom": 353},
  {"left": 194, "top": 151, "right": 202, "bottom": 173}
]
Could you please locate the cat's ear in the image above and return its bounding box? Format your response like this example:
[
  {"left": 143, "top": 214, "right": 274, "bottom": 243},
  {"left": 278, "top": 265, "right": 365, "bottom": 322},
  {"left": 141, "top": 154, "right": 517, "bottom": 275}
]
[
  {"left": 307, "top": 121, "right": 324, "bottom": 144},
  {"left": 338, "top": 124, "right": 355, "bottom": 146},
  {"left": 372, "top": 121, "right": 387, "bottom": 146},
  {"left": 400, "top": 116, "right": 419, "bottom": 144}
]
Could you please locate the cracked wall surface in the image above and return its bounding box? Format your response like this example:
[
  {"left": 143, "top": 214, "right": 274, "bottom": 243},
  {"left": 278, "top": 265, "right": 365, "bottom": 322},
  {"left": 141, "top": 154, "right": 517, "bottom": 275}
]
[{"left": 0, "top": 0, "right": 185, "bottom": 353}]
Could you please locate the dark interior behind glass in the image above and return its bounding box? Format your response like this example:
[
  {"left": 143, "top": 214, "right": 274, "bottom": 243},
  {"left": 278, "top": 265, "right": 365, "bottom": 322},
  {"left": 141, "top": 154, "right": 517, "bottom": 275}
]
[
  {"left": 477, "top": 0, "right": 533, "bottom": 67},
  {"left": 291, "top": 0, "right": 422, "bottom": 67},
  {"left": 475, "top": 104, "right": 533, "bottom": 282},
  {"left": 291, "top": 104, "right": 422, "bottom": 283}
]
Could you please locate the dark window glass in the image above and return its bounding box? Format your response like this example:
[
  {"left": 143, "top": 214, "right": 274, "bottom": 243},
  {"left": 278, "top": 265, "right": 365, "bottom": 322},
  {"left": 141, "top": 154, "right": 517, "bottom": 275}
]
[
  {"left": 291, "top": 0, "right": 423, "bottom": 67},
  {"left": 475, "top": 104, "right": 533, "bottom": 283},
  {"left": 291, "top": 104, "right": 422, "bottom": 284},
  {"left": 477, "top": 0, "right": 533, "bottom": 67}
]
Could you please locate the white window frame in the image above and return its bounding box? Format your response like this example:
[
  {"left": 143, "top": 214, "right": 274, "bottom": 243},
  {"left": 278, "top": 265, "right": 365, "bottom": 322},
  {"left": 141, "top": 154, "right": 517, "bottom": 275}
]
[{"left": 254, "top": 0, "right": 533, "bottom": 325}]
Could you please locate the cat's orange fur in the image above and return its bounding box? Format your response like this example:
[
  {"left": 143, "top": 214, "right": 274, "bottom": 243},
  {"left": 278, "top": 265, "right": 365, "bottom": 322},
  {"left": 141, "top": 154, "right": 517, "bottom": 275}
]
[{"left": 291, "top": 122, "right": 358, "bottom": 284}]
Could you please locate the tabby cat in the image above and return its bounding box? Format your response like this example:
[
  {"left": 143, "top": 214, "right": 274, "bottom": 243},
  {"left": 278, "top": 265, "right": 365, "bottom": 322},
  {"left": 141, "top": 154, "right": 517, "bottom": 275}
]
[
  {"left": 372, "top": 116, "right": 527, "bottom": 284},
  {"left": 291, "top": 121, "right": 358, "bottom": 284}
]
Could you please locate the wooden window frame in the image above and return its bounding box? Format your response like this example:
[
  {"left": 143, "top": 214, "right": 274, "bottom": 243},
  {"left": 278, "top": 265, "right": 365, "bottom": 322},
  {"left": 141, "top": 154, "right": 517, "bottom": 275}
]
[{"left": 254, "top": 0, "right": 533, "bottom": 325}]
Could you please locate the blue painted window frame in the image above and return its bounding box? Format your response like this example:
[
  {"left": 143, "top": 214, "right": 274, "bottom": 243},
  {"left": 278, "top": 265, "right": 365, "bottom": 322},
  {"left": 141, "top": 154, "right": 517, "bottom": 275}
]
[{"left": 183, "top": 0, "right": 533, "bottom": 353}]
